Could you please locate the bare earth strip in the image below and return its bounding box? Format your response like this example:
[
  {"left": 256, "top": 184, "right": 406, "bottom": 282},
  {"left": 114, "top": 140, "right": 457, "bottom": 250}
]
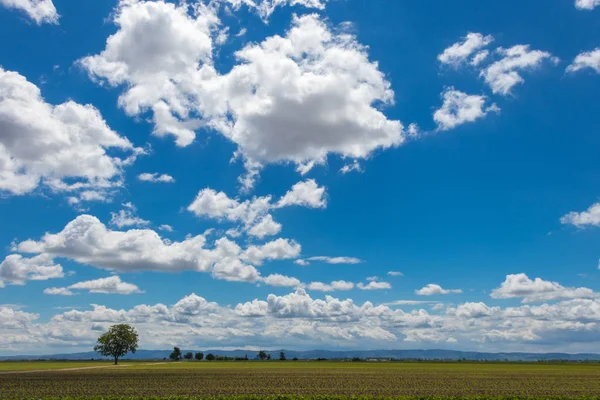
[{"left": 0, "top": 362, "right": 170, "bottom": 375}]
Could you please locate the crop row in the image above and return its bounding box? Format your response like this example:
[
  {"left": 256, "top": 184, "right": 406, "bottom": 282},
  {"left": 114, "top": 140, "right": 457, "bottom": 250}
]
[{"left": 3, "top": 365, "right": 600, "bottom": 399}]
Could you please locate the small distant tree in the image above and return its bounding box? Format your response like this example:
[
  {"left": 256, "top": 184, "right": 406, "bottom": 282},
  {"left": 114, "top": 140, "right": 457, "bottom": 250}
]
[
  {"left": 257, "top": 350, "right": 267, "bottom": 360},
  {"left": 244, "top": 354, "right": 248, "bottom": 361},
  {"left": 170, "top": 347, "right": 182, "bottom": 361},
  {"left": 292, "top": 357, "right": 298, "bottom": 361},
  {"left": 93, "top": 324, "right": 138, "bottom": 365},
  {"left": 206, "top": 353, "right": 216, "bottom": 361},
  {"left": 279, "top": 352, "right": 286, "bottom": 361},
  {"left": 195, "top": 352, "right": 204, "bottom": 361},
  {"left": 184, "top": 352, "right": 193, "bottom": 361},
  {"left": 267, "top": 354, "right": 271, "bottom": 360}
]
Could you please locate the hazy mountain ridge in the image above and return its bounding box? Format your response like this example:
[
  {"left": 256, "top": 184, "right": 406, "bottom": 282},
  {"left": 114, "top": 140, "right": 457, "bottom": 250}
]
[{"left": 2, "top": 349, "right": 600, "bottom": 361}]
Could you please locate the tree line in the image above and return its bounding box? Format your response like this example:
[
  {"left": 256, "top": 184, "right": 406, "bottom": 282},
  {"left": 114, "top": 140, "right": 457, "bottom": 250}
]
[
  {"left": 168, "top": 347, "right": 293, "bottom": 361},
  {"left": 93, "top": 324, "right": 297, "bottom": 365}
]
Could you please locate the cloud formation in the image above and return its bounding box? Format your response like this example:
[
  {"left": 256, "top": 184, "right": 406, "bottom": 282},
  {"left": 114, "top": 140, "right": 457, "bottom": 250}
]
[
  {"left": 6, "top": 277, "right": 600, "bottom": 353},
  {"left": 15, "top": 215, "right": 299, "bottom": 286},
  {"left": 0, "top": 0, "right": 58, "bottom": 24},
  {"left": 0, "top": 254, "right": 63, "bottom": 287},
  {"left": 438, "top": 33, "right": 494, "bottom": 67},
  {"left": 80, "top": 2, "right": 406, "bottom": 187},
  {"left": 561, "top": 202, "right": 600, "bottom": 227},
  {"left": 415, "top": 284, "right": 462, "bottom": 296},
  {"left": 46, "top": 276, "right": 143, "bottom": 295},
  {"left": 491, "top": 273, "right": 599, "bottom": 303},
  {"left": 567, "top": 48, "right": 600, "bottom": 74},
  {"left": 138, "top": 173, "right": 175, "bottom": 183},
  {"left": 188, "top": 179, "right": 326, "bottom": 238},
  {"left": 575, "top": 0, "right": 600, "bottom": 10},
  {"left": 434, "top": 88, "right": 499, "bottom": 131},
  {"left": 0, "top": 67, "right": 141, "bottom": 201}
]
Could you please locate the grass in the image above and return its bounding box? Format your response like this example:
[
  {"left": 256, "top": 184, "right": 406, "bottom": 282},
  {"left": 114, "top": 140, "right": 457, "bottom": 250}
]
[
  {"left": 0, "top": 360, "right": 124, "bottom": 371},
  {"left": 3, "top": 361, "right": 600, "bottom": 399}
]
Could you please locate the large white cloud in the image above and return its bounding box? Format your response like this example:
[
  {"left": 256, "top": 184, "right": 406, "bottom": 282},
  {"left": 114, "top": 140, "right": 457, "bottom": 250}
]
[
  {"left": 433, "top": 88, "right": 499, "bottom": 131},
  {"left": 79, "top": 0, "right": 219, "bottom": 146},
  {"left": 0, "top": 254, "right": 63, "bottom": 287},
  {"left": 0, "top": 67, "right": 141, "bottom": 200},
  {"left": 15, "top": 214, "right": 298, "bottom": 285},
  {"left": 491, "top": 273, "right": 599, "bottom": 303},
  {"left": 567, "top": 48, "right": 600, "bottom": 74},
  {"left": 0, "top": 0, "right": 58, "bottom": 24},
  {"left": 81, "top": 2, "right": 406, "bottom": 187},
  {"left": 7, "top": 280, "right": 600, "bottom": 353}
]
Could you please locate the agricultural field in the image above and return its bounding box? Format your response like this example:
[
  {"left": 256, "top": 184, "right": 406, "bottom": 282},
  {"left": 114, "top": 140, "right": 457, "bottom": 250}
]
[
  {"left": 0, "top": 360, "right": 126, "bottom": 372},
  {"left": 2, "top": 361, "right": 600, "bottom": 399}
]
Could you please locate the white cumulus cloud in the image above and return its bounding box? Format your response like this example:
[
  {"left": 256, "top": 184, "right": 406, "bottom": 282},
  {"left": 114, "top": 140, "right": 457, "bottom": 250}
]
[
  {"left": 481, "top": 45, "right": 557, "bottom": 95},
  {"left": 66, "top": 276, "right": 143, "bottom": 295},
  {"left": 433, "top": 88, "right": 499, "bottom": 131},
  {"left": 491, "top": 273, "right": 599, "bottom": 303},
  {"left": 110, "top": 203, "right": 150, "bottom": 228},
  {"left": 561, "top": 202, "right": 600, "bottom": 227},
  {"left": 80, "top": 3, "right": 406, "bottom": 187},
  {"left": 138, "top": 173, "right": 175, "bottom": 183},
  {"left": 567, "top": 48, "right": 600, "bottom": 74},
  {"left": 15, "top": 215, "right": 300, "bottom": 286},
  {"left": 188, "top": 179, "right": 325, "bottom": 238},
  {"left": 415, "top": 284, "right": 462, "bottom": 296},
  {"left": 0, "top": 254, "right": 63, "bottom": 287},
  {"left": 357, "top": 281, "right": 392, "bottom": 291},
  {"left": 438, "top": 32, "right": 494, "bottom": 67},
  {"left": 0, "top": 67, "right": 141, "bottom": 200},
  {"left": 575, "top": 0, "right": 600, "bottom": 10},
  {"left": 0, "top": 0, "right": 58, "bottom": 24}
]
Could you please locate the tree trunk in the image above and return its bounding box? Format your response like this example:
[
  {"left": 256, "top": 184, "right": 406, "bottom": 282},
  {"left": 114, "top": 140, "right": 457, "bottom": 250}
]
[{"left": 114, "top": 356, "right": 118, "bottom": 365}]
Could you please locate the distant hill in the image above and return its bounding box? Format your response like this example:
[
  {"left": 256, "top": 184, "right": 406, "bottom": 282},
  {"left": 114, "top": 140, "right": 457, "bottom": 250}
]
[{"left": 2, "top": 349, "right": 600, "bottom": 361}]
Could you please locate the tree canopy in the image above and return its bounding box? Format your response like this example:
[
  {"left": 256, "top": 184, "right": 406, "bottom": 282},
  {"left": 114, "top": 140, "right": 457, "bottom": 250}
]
[
  {"left": 93, "top": 324, "right": 138, "bottom": 365},
  {"left": 170, "top": 347, "right": 182, "bottom": 361}
]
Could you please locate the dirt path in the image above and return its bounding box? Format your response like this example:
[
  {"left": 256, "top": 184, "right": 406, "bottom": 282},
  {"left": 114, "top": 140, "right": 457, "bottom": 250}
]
[{"left": 0, "top": 362, "right": 170, "bottom": 375}]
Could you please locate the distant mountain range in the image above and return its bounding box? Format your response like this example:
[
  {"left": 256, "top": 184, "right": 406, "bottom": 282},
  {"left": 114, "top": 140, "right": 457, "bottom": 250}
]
[{"left": 2, "top": 349, "right": 600, "bottom": 361}]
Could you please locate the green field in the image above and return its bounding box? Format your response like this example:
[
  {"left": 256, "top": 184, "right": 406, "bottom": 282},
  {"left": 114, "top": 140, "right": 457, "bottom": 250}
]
[
  {"left": 2, "top": 361, "right": 600, "bottom": 399},
  {"left": 0, "top": 361, "right": 131, "bottom": 371}
]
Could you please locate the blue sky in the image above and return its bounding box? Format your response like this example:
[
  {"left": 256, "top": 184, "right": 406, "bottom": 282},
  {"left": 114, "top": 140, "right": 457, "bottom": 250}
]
[{"left": 1, "top": 0, "right": 600, "bottom": 355}]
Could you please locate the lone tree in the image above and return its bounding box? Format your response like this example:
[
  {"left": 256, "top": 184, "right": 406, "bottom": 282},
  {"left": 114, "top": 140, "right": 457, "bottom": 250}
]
[
  {"left": 184, "top": 352, "right": 193, "bottom": 361},
  {"left": 93, "top": 324, "right": 138, "bottom": 365},
  {"left": 195, "top": 352, "right": 204, "bottom": 361},
  {"left": 279, "top": 352, "right": 286, "bottom": 361},
  {"left": 205, "top": 353, "right": 215, "bottom": 361},
  {"left": 170, "top": 347, "right": 182, "bottom": 361}
]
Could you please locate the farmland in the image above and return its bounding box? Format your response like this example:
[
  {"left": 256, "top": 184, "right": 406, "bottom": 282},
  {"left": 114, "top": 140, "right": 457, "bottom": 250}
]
[{"left": 2, "top": 361, "right": 600, "bottom": 399}]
